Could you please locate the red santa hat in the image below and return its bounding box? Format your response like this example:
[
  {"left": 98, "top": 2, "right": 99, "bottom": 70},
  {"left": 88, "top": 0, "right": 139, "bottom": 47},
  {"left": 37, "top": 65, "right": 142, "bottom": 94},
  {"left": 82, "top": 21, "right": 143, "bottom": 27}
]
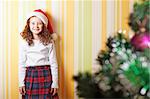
[{"left": 27, "top": 9, "right": 57, "bottom": 40}]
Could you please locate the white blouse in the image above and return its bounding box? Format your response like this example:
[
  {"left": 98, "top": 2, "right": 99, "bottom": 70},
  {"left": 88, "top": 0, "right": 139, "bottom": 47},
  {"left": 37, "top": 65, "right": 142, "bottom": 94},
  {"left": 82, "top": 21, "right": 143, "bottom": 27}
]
[{"left": 18, "top": 40, "right": 58, "bottom": 88}]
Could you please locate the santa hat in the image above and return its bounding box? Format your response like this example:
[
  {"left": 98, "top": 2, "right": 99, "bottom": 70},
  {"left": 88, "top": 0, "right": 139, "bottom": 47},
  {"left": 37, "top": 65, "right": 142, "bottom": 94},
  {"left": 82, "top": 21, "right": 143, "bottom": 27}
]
[{"left": 27, "top": 9, "right": 57, "bottom": 40}]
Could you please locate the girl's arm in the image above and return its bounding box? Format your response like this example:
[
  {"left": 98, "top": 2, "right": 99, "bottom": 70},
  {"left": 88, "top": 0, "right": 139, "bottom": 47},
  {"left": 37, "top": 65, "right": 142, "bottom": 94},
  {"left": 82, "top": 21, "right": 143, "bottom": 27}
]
[
  {"left": 18, "top": 40, "right": 27, "bottom": 87},
  {"left": 49, "top": 41, "right": 58, "bottom": 88}
]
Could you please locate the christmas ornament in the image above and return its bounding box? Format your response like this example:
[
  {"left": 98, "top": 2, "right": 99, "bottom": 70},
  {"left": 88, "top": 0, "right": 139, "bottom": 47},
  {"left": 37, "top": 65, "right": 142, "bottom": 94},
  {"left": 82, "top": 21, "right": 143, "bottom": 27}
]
[{"left": 131, "top": 32, "right": 150, "bottom": 50}]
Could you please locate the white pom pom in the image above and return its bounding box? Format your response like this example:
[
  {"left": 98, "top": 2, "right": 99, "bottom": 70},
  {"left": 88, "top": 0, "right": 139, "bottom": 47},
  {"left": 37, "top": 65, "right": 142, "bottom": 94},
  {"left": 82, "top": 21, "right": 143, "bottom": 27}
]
[{"left": 51, "top": 33, "right": 58, "bottom": 41}]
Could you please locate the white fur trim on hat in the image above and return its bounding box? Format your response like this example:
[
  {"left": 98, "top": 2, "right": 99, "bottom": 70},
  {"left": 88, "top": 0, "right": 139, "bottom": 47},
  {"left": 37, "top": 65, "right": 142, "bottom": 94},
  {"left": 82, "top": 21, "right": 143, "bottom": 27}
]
[{"left": 27, "top": 12, "right": 48, "bottom": 27}]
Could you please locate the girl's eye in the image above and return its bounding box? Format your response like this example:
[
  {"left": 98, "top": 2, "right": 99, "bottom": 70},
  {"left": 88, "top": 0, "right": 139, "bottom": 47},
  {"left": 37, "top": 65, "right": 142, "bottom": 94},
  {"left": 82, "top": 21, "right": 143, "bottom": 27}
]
[
  {"left": 30, "top": 22, "right": 43, "bottom": 26},
  {"left": 38, "top": 23, "right": 42, "bottom": 25},
  {"left": 31, "top": 22, "right": 35, "bottom": 25}
]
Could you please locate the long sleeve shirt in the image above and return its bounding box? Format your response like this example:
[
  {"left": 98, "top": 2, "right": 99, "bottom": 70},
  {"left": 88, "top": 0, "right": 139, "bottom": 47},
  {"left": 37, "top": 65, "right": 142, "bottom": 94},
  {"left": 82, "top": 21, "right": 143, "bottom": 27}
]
[{"left": 18, "top": 40, "right": 58, "bottom": 88}]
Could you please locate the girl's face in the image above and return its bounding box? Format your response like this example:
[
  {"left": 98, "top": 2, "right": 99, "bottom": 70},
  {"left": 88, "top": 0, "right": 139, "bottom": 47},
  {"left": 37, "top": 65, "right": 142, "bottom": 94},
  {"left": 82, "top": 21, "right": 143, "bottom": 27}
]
[{"left": 29, "top": 16, "right": 43, "bottom": 35}]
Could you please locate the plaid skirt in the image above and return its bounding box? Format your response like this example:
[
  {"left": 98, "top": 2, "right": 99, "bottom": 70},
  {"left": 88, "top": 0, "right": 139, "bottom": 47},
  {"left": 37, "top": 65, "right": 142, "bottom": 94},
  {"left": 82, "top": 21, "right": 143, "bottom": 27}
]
[{"left": 22, "top": 65, "right": 59, "bottom": 99}]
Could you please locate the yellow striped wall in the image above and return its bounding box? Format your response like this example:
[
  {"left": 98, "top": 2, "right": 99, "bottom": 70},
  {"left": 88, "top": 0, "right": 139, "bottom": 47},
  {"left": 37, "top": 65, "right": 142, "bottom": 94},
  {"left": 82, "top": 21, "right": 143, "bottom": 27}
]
[{"left": 0, "top": 0, "right": 136, "bottom": 99}]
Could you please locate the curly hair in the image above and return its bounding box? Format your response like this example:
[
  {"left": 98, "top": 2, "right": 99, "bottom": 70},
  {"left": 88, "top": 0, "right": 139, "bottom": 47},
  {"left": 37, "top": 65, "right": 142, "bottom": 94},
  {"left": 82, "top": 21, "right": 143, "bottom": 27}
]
[{"left": 20, "top": 17, "right": 52, "bottom": 46}]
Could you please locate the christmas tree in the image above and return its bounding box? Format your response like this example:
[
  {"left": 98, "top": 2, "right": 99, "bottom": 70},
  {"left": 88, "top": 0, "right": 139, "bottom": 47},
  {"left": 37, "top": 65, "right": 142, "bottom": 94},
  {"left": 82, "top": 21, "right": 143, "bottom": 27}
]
[{"left": 73, "top": 0, "right": 150, "bottom": 98}]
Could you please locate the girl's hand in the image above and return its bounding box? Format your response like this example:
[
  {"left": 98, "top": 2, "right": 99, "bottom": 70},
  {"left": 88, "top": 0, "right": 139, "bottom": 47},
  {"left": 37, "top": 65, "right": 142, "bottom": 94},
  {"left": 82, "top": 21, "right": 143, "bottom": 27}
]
[
  {"left": 50, "top": 88, "right": 58, "bottom": 96},
  {"left": 19, "top": 86, "right": 26, "bottom": 95}
]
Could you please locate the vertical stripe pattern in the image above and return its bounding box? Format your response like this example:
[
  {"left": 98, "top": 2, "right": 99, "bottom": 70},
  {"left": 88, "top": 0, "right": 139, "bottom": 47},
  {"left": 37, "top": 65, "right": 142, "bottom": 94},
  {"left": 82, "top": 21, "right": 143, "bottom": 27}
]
[
  {"left": 0, "top": 0, "right": 135, "bottom": 99},
  {"left": 122, "top": 0, "right": 130, "bottom": 37},
  {"left": 101, "top": 0, "right": 107, "bottom": 50},
  {"left": 0, "top": 1, "right": 3, "bottom": 99},
  {"left": 66, "top": 1, "right": 74, "bottom": 98},
  {"left": 92, "top": 0, "right": 101, "bottom": 73},
  {"left": 83, "top": 1, "right": 92, "bottom": 72},
  {"left": 10, "top": 1, "right": 18, "bottom": 99}
]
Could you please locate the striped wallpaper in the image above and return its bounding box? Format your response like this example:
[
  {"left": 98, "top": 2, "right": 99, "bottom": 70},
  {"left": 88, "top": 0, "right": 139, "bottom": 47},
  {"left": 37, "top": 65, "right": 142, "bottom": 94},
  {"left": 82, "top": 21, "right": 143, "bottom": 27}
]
[{"left": 0, "top": 0, "right": 136, "bottom": 99}]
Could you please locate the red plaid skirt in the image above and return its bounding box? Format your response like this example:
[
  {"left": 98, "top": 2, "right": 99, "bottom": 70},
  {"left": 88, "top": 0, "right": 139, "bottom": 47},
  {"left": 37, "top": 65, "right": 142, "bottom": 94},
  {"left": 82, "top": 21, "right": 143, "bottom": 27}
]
[{"left": 22, "top": 65, "right": 59, "bottom": 99}]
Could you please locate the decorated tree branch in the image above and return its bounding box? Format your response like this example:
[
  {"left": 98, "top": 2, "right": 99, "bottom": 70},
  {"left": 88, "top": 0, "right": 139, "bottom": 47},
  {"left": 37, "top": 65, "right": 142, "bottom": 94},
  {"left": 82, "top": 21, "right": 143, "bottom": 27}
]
[
  {"left": 73, "top": 0, "right": 150, "bottom": 98},
  {"left": 128, "top": 0, "right": 150, "bottom": 33}
]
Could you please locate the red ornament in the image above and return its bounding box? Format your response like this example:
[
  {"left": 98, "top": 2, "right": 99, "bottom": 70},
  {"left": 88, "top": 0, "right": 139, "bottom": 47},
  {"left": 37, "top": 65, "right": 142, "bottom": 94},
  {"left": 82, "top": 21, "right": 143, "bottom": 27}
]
[{"left": 131, "top": 32, "right": 150, "bottom": 50}]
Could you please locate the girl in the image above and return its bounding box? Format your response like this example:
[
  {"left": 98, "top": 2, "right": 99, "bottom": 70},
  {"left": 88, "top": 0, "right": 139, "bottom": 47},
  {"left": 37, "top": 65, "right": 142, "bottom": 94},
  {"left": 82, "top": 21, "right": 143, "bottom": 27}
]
[{"left": 18, "top": 9, "right": 58, "bottom": 99}]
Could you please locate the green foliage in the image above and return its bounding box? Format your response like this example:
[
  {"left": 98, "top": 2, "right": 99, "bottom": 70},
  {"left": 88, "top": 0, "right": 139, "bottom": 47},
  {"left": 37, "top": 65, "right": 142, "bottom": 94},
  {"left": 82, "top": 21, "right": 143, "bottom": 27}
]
[
  {"left": 143, "top": 48, "right": 150, "bottom": 59},
  {"left": 73, "top": 72, "right": 128, "bottom": 98},
  {"left": 128, "top": 0, "right": 150, "bottom": 32},
  {"left": 73, "top": 32, "right": 150, "bottom": 98},
  {"left": 73, "top": 72, "right": 100, "bottom": 98},
  {"left": 73, "top": 0, "right": 150, "bottom": 98}
]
